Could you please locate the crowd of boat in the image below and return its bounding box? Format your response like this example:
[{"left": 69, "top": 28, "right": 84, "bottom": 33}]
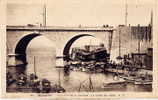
[
  {"left": 7, "top": 58, "right": 152, "bottom": 93},
  {"left": 64, "top": 59, "right": 152, "bottom": 86},
  {"left": 7, "top": 72, "right": 65, "bottom": 93}
]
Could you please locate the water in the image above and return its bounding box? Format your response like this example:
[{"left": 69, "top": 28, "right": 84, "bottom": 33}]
[
  {"left": 59, "top": 70, "right": 151, "bottom": 92},
  {"left": 24, "top": 56, "right": 152, "bottom": 92}
]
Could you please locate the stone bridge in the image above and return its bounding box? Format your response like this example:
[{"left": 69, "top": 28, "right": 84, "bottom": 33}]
[{"left": 7, "top": 25, "right": 114, "bottom": 67}]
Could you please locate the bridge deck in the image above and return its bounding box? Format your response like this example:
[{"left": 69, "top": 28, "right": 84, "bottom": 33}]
[{"left": 7, "top": 26, "right": 114, "bottom": 32}]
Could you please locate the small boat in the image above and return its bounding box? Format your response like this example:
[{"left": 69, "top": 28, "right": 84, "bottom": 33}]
[
  {"left": 118, "top": 74, "right": 152, "bottom": 85},
  {"left": 118, "top": 74, "right": 135, "bottom": 82},
  {"left": 102, "top": 76, "right": 127, "bottom": 88},
  {"left": 134, "top": 81, "right": 152, "bottom": 85},
  {"left": 54, "top": 84, "right": 66, "bottom": 93},
  {"left": 134, "top": 79, "right": 152, "bottom": 85},
  {"left": 102, "top": 81, "right": 127, "bottom": 89}
]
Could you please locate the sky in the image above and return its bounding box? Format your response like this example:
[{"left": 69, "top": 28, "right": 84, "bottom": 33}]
[{"left": 7, "top": 0, "right": 155, "bottom": 26}]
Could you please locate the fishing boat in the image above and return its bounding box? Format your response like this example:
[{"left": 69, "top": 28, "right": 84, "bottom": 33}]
[
  {"left": 134, "top": 79, "right": 152, "bottom": 85},
  {"left": 118, "top": 74, "right": 135, "bottom": 82},
  {"left": 133, "top": 75, "right": 152, "bottom": 85},
  {"left": 118, "top": 73, "right": 152, "bottom": 85},
  {"left": 102, "top": 79, "right": 127, "bottom": 89}
]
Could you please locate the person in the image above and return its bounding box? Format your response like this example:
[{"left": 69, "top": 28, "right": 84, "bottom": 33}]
[
  {"left": 113, "top": 73, "right": 119, "bottom": 80},
  {"left": 27, "top": 74, "right": 41, "bottom": 93},
  {"left": 16, "top": 73, "right": 27, "bottom": 92},
  {"left": 29, "top": 74, "right": 38, "bottom": 87},
  {"left": 32, "top": 78, "right": 41, "bottom": 93},
  {"left": 64, "top": 61, "right": 70, "bottom": 75},
  {"left": 41, "top": 79, "right": 51, "bottom": 93},
  {"left": 7, "top": 72, "right": 15, "bottom": 86},
  {"left": 16, "top": 73, "right": 27, "bottom": 86}
]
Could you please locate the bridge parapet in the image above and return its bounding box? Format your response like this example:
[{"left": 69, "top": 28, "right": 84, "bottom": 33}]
[{"left": 7, "top": 25, "right": 114, "bottom": 32}]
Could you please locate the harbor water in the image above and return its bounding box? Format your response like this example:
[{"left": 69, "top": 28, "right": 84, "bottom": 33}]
[{"left": 25, "top": 56, "right": 152, "bottom": 92}]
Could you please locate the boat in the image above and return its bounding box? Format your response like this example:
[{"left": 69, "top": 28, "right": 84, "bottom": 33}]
[
  {"left": 102, "top": 80, "right": 127, "bottom": 89},
  {"left": 70, "top": 45, "right": 109, "bottom": 62},
  {"left": 134, "top": 80, "right": 152, "bottom": 85},
  {"left": 118, "top": 73, "right": 152, "bottom": 85},
  {"left": 134, "top": 78, "right": 152, "bottom": 85},
  {"left": 118, "top": 74, "right": 135, "bottom": 82}
]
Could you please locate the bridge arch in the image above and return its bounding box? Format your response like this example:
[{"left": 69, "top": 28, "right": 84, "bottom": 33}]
[
  {"left": 63, "top": 34, "right": 94, "bottom": 61},
  {"left": 15, "top": 33, "right": 42, "bottom": 63}
]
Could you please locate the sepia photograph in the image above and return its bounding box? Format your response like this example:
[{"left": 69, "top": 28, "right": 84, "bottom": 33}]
[{"left": 2, "top": 0, "right": 158, "bottom": 98}]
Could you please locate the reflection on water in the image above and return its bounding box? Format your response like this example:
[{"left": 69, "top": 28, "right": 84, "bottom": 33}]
[
  {"left": 24, "top": 57, "right": 152, "bottom": 92},
  {"left": 62, "top": 71, "right": 151, "bottom": 92}
]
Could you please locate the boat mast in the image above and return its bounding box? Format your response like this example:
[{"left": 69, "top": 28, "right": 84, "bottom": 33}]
[
  {"left": 125, "top": 0, "right": 128, "bottom": 26},
  {"left": 43, "top": 3, "right": 46, "bottom": 27},
  {"left": 137, "top": 24, "right": 142, "bottom": 67},
  {"left": 108, "top": 31, "right": 113, "bottom": 54},
  {"left": 88, "top": 74, "right": 94, "bottom": 91},
  {"left": 58, "top": 69, "right": 61, "bottom": 86},
  {"left": 116, "top": 26, "right": 122, "bottom": 60},
  {"left": 138, "top": 24, "right": 140, "bottom": 54},
  {"left": 150, "top": 10, "right": 153, "bottom": 43},
  {"left": 34, "top": 56, "right": 36, "bottom": 76},
  {"left": 119, "top": 27, "right": 121, "bottom": 57}
]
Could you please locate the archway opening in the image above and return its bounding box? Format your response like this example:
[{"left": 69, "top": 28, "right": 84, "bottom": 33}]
[
  {"left": 15, "top": 33, "right": 56, "bottom": 79},
  {"left": 63, "top": 34, "right": 93, "bottom": 61},
  {"left": 15, "top": 33, "right": 41, "bottom": 64},
  {"left": 62, "top": 33, "right": 108, "bottom": 75},
  {"left": 26, "top": 36, "right": 56, "bottom": 80}
]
